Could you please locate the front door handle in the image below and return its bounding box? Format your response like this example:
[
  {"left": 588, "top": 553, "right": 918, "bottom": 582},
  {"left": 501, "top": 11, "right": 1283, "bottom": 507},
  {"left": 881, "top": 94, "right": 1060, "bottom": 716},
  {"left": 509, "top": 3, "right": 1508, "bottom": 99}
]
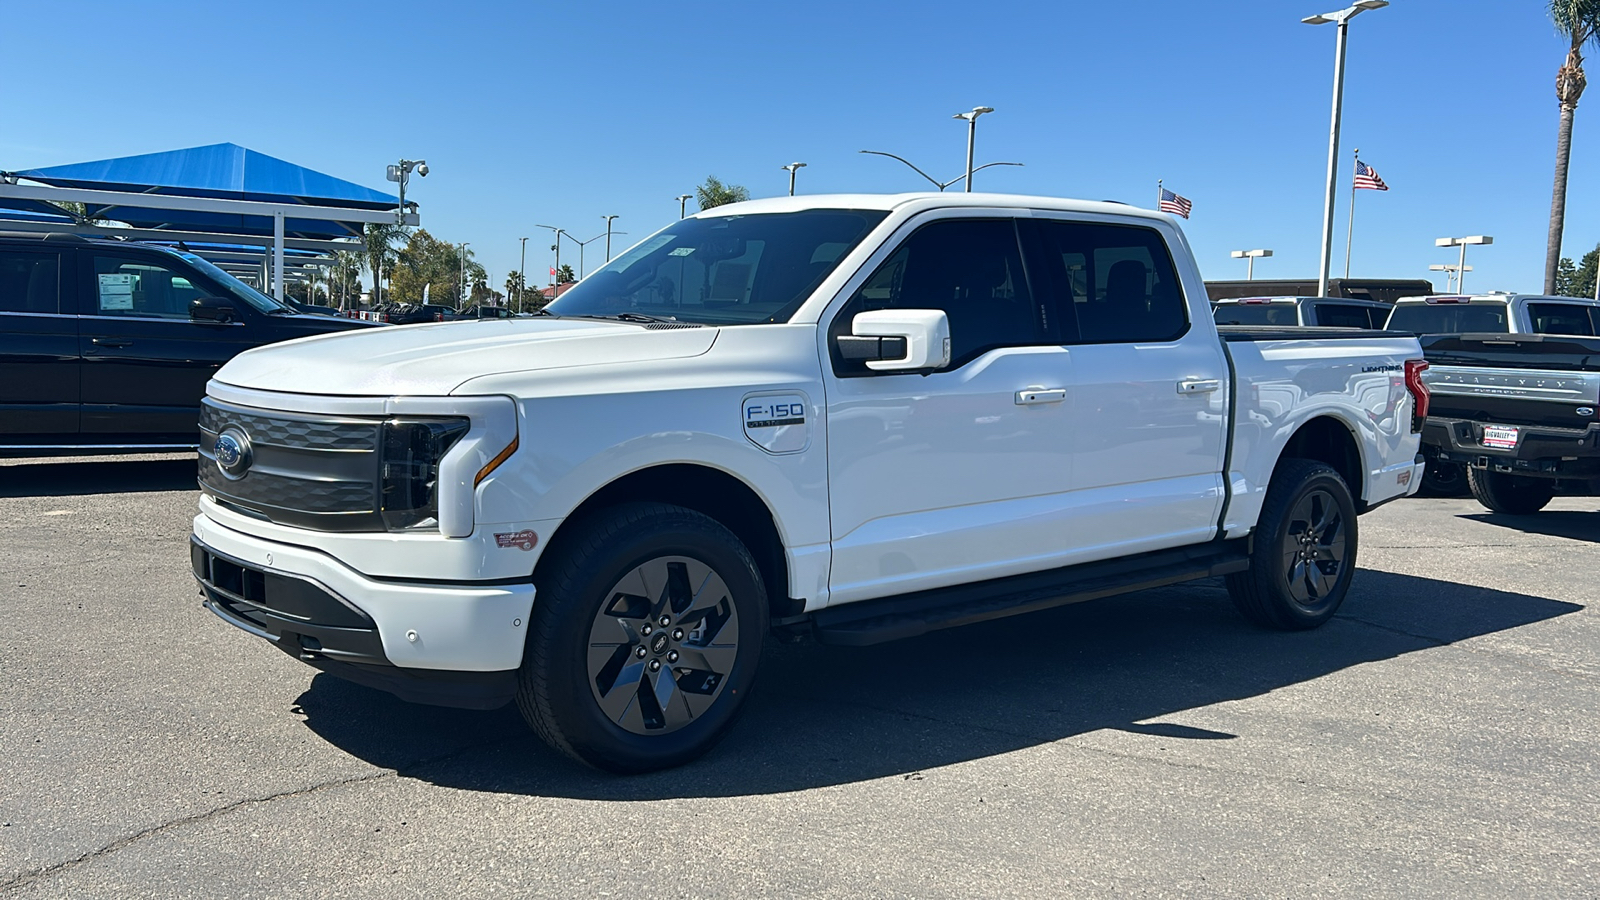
[
  {"left": 1176, "top": 379, "right": 1220, "bottom": 394},
  {"left": 1015, "top": 388, "right": 1067, "bottom": 405},
  {"left": 91, "top": 338, "right": 132, "bottom": 348}
]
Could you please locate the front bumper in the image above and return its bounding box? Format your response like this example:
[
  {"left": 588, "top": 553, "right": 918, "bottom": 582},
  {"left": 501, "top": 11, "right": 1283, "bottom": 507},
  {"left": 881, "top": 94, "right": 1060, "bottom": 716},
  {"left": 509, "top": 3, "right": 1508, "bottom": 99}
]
[
  {"left": 1424, "top": 416, "right": 1600, "bottom": 481},
  {"left": 192, "top": 514, "right": 535, "bottom": 709}
]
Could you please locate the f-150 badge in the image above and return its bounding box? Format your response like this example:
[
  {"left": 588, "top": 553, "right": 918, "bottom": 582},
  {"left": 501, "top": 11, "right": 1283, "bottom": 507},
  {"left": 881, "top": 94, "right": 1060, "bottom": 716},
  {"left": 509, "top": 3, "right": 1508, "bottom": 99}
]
[{"left": 742, "top": 392, "right": 809, "bottom": 454}]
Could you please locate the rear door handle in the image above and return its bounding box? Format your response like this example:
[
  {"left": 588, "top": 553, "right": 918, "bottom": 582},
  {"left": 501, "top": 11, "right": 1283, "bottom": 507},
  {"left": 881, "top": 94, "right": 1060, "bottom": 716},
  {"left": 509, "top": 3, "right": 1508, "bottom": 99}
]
[
  {"left": 91, "top": 338, "right": 132, "bottom": 348},
  {"left": 1176, "top": 379, "right": 1220, "bottom": 394},
  {"left": 1015, "top": 388, "right": 1067, "bottom": 405}
]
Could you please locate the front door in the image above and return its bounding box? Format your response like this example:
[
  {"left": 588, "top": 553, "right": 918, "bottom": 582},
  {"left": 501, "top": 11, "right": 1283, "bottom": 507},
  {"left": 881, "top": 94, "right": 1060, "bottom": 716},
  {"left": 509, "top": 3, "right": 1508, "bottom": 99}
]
[
  {"left": 77, "top": 250, "right": 254, "bottom": 440},
  {"left": 1025, "top": 216, "right": 1228, "bottom": 558},
  {"left": 823, "top": 215, "right": 1078, "bottom": 606},
  {"left": 0, "top": 244, "right": 78, "bottom": 437}
]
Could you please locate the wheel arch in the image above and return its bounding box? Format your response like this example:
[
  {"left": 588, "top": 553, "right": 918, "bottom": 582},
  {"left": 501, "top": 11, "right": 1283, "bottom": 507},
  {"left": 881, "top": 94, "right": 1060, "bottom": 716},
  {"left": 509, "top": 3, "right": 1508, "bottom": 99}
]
[
  {"left": 534, "top": 463, "right": 799, "bottom": 619},
  {"left": 1276, "top": 414, "right": 1366, "bottom": 505}
]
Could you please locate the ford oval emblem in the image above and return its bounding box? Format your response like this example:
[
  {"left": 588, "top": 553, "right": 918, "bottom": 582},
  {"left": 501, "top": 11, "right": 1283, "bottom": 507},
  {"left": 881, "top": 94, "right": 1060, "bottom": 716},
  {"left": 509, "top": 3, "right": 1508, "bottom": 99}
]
[
  {"left": 1578, "top": 407, "right": 1596, "bottom": 417},
  {"left": 214, "top": 427, "right": 253, "bottom": 480}
]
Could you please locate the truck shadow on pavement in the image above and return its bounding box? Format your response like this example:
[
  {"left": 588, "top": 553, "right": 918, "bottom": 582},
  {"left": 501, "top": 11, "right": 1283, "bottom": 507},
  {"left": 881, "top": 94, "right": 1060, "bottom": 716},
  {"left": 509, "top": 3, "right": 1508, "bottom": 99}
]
[
  {"left": 0, "top": 457, "right": 196, "bottom": 497},
  {"left": 292, "top": 569, "right": 1581, "bottom": 799},
  {"left": 1462, "top": 510, "right": 1600, "bottom": 544}
]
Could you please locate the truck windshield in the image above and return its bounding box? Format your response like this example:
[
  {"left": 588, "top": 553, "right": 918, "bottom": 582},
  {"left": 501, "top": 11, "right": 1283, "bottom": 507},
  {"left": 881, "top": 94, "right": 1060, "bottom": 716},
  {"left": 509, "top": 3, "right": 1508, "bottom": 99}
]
[
  {"left": 172, "top": 250, "right": 294, "bottom": 315},
  {"left": 1214, "top": 304, "right": 1297, "bottom": 326},
  {"left": 1385, "top": 303, "right": 1508, "bottom": 334},
  {"left": 546, "top": 209, "right": 888, "bottom": 325}
]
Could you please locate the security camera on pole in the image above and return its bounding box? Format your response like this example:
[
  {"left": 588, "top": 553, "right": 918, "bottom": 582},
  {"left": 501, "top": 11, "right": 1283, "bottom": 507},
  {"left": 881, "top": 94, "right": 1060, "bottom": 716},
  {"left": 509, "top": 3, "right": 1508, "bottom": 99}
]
[{"left": 386, "top": 159, "right": 427, "bottom": 227}]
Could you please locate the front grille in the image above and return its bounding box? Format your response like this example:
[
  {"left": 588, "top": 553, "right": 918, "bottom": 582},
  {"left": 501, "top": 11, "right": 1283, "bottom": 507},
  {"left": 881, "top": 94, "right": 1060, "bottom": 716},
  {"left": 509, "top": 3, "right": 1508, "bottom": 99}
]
[{"left": 198, "top": 398, "right": 385, "bottom": 532}]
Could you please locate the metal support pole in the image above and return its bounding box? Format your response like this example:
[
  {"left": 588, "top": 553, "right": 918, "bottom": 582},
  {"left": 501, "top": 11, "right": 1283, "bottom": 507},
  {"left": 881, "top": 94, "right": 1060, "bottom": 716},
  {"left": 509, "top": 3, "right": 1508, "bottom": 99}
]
[
  {"left": 1458, "top": 242, "right": 1468, "bottom": 294},
  {"left": 603, "top": 216, "right": 619, "bottom": 263},
  {"left": 272, "top": 211, "right": 285, "bottom": 300},
  {"left": 518, "top": 237, "right": 527, "bottom": 311},
  {"left": 964, "top": 116, "right": 978, "bottom": 192},
  {"left": 1247, "top": 256, "right": 1255, "bottom": 280},
  {"left": 1317, "top": 18, "right": 1351, "bottom": 300},
  {"left": 1344, "top": 148, "right": 1358, "bottom": 281}
]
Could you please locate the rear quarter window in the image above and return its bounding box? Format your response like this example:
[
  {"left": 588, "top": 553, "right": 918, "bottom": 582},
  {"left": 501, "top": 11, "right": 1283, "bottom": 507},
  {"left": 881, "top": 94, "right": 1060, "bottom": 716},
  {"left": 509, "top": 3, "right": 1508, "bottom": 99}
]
[{"left": 1214, "top": 304, "right": 1297, "bottom": 326}]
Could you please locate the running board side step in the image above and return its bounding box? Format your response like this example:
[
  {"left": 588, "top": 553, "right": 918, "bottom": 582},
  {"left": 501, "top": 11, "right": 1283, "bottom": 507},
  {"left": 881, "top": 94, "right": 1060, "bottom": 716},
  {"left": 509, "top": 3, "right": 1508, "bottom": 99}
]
[{"left": 809, "top": 539, "right": 1250, "bottom": 647}]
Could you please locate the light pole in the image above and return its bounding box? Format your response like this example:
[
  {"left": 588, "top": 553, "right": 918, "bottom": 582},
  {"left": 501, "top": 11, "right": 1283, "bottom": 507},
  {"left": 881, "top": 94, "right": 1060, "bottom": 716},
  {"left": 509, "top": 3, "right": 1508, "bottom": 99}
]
[
  {"left": 535, "top": 224, "right": 565, "bottom": 286},
  {"left": 602, "top": 215, "right": 620, "bottom": 262},
  {"left": 859, "top": 150, "right": 1022, "bottom": 192},
  {"left": 1303, "top": 1, "right": 1388, "bottom": 300},
  {"left": 1435, "top": 235, "right": 1493, "bottom": 294},
  {"left": 1230, "top": 249, "right": 1274, "bottom": 281},
  {"left": 952, "top": 106, "right": 995, "bottom": 192},
  {"left": 1428, "top": 263, "right": 1472, "bottom": 293},
  {"left": 457, "top": 242, "right": 470, "bottom": 309},
  {"left": 782, "top": 162, "right": 807, "bottom": 196},
  {"left": 676, "top": 194, "right": 693, "bottom": 219},
  {"left": 517, "top": 236, "right": 528, "bottom": 311},
  {"left": 385, "top": 158, "right": 428, "bottom": 227}
]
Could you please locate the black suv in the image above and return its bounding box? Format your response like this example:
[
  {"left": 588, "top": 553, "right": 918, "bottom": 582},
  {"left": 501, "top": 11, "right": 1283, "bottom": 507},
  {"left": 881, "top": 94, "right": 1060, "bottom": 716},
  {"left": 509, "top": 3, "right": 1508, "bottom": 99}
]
[{"left": 0, "top": 232, "right": 376, "bottom": 454}]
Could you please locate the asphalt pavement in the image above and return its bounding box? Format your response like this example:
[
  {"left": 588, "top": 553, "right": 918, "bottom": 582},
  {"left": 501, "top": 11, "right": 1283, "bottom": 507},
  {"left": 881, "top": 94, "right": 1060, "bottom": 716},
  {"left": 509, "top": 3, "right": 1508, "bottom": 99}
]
[{"left": 1, "top": 455, "right": 1596, "bottom": 898}]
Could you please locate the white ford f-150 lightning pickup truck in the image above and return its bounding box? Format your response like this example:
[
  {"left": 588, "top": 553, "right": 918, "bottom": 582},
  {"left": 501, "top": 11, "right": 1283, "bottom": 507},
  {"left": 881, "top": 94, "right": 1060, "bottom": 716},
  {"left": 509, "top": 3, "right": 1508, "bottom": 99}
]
[{"left": 190, "top": 193, "right": 1428, "bottom": 772}]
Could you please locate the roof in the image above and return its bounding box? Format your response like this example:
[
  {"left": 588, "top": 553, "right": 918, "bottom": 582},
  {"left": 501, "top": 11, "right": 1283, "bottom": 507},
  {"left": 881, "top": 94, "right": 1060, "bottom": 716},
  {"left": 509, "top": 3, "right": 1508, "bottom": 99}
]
[
  {"left": 8, "top": 143, "right": 397, "bottom": 239},
  {"left": 691, "top": 192, "right": 1165, "bottom": 222}
]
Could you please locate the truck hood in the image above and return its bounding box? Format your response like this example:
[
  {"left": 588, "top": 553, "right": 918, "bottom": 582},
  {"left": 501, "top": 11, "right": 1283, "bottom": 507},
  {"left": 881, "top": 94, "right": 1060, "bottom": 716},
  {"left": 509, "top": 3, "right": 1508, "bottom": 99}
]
[{"left": 214, "top": 318, "right": 719, "bottom": 396}]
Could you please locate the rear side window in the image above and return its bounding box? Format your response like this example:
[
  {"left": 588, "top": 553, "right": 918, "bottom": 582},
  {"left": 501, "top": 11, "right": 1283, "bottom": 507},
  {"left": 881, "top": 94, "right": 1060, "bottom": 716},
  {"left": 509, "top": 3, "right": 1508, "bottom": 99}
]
[
  {"left": 1028, "top": 220, "right": 1188, "bottom": 343},
  {"left": 1385, "top": 304, "right": 1508, "bottom": 334},
  {"left": 1214, "top": 304, "right": 1297, "bottom": 326},
  {"left": 1526, "top": 303, "right": 1598, "bottom": 336},
  {"left": 1315, "top": 303, "right": 1377, "bottom": 329},
  {"left": 0, "top": 249, "right": 60, "bottom": 314}
]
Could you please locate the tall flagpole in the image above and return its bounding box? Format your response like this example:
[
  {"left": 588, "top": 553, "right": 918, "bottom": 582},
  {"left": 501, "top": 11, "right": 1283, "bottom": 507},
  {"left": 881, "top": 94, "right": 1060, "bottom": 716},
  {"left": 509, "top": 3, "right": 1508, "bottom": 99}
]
[
  {"left": 1343, "top": 148, "right": 1358, "bottom": 281},
  {"left": 1157, "top": 178, "right": 1163, "bottom": 210}
]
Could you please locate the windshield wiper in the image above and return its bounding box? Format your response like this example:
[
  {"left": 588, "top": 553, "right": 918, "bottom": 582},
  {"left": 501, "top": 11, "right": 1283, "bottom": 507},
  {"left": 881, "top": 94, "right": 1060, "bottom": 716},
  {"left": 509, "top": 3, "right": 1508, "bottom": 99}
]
[{"left": 574, "top": 312, "right": 679, "bottom": 324}]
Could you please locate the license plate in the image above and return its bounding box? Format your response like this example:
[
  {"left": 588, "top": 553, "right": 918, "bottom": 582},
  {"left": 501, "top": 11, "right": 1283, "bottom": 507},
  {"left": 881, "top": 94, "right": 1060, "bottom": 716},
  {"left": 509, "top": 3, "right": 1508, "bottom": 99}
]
[{"left": 1482, "top": 425, "right": 1520, "bottom": 450}]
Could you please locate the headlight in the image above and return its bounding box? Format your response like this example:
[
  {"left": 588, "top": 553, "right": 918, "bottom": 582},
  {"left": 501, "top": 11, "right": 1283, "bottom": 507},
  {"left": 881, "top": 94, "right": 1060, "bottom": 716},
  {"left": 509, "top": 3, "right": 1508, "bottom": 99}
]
[{"left": 380, "top": 417, "right": 470, "bottom": 531}]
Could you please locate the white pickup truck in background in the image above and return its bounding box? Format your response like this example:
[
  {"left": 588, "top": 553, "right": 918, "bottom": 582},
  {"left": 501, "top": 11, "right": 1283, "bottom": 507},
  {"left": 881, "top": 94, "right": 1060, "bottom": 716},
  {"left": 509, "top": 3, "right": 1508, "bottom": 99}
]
[
  {"left": 1385, "top": 292, "right": 1600, "bottom": 336},
  {"left": 189, "top": 193, "right": 1427, "bottom": 772}
]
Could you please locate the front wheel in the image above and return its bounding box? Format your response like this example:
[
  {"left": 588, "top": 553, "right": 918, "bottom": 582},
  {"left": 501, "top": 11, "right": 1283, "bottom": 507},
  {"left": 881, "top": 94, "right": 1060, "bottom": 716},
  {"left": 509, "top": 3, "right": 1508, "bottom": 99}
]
[
  {"left": 1227, "top": 459, "right": 1359, "bottom": 631},
  {"left": 516, "top": 503, "right": 769, "bottom": 773},
  {"left": 1467, "top": 468, "right": 1555, "bottom": 514}
]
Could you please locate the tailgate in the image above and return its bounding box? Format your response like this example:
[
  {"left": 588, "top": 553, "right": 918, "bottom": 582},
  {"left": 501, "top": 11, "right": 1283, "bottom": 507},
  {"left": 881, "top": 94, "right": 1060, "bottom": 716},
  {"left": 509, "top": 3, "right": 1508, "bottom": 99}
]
[{"left": 1421, "top": 333, "right": 1600, "bottom": 428}]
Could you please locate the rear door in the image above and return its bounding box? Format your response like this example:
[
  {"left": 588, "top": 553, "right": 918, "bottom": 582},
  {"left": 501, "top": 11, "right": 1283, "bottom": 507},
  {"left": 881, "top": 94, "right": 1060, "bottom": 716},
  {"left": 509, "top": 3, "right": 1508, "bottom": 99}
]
[
  {"left": 1025, "top": 215, "right": 1228, "bottom": 558},
  {"left": 77, "top": 249, "right": 256, "bottom": 440},
  {"left": 0, "top": 243, "right": 78, "bottom": 437}
]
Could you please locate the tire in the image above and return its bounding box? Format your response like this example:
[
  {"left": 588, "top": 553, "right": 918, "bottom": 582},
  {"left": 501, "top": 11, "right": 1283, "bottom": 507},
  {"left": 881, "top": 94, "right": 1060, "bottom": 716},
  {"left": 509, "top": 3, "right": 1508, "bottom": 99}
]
[
  {"left": 1418, "top": 460, "right": 1468, "bottom": 497},
  {"left": 1466, "top": 467, "right": 1555, "bottom": 515},
  {"left": 1226, "top": 459, "right": 1359, "bottom": 631},
  {"left": 516, "top": 502, "right": 768, "bottom": 773}
]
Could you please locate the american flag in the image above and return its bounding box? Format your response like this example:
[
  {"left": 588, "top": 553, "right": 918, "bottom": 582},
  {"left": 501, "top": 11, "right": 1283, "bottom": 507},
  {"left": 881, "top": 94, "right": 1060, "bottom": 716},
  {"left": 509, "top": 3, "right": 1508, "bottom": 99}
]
[
  {"left": 1158, "top": 187, "right": 1193, "bottom": 218},
  {"left": 1354, "top": 159, "right": 1389, "bottom": 191}
]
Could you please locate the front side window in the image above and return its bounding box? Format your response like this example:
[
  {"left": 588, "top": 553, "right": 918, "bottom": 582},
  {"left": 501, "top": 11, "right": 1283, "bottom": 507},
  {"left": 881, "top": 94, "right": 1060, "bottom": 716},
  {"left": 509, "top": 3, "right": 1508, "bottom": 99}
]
[
  {"left": 547, "top": 209, "right": 887, "bottom": 325},
  {"left": 1029, "top": 220, "right": 1188, "bottom": 344},
  {"left": 174, "top": 251, "right": 290, "bottom": 314},
  {"left": 90, "top": 254, "right": 209, "bottom": 319},
  {"left": 832, "top": 218, "right": 1042, "bottom": 372},
  {"left": 0, "top": 249, "right": 59, "bottom": 314}
]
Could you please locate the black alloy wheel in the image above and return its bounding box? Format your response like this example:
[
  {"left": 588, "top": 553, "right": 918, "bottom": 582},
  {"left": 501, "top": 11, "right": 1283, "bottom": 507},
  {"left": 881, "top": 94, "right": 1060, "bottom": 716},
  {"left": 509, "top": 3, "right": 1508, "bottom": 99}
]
[{"left": 1227, "top": 459, "right": 1359, "bottom": 630}]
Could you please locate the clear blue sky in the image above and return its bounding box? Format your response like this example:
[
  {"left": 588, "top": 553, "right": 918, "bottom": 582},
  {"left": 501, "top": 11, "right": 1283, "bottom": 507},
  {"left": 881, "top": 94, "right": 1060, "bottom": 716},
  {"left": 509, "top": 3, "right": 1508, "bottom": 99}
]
[{"left": 0, "top": 0, "right": 1590, "bottom": 294}]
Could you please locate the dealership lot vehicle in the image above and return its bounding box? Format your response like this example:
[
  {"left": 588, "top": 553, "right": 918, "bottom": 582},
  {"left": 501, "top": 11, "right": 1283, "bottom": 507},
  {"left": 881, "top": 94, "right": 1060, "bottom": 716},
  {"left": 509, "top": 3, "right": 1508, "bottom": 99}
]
[
  {"left": 189, "top": 192, "right": 1427, "bottom": 772},
  {"left": 1420, "top": 331, "right": 1600, "bottom": 513},
  {"left": 1212, "top": 295, "right": 1392, "bottom": 328},
  {"left": 0, "top": 232, "right": 375, "bottom": 455},
  {"left": 1384, "top": 292, "right": 1600, "bottom": 336}
]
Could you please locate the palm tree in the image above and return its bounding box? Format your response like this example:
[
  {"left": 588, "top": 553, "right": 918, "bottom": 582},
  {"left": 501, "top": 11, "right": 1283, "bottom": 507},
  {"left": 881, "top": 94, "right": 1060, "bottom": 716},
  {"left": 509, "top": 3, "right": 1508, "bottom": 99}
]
[
  {"left": 1545, "top": 1, "right": 1600, "bottom": 293},
  {"left": 363, "top": 222, "right": 409, "bottom": 305},
  {"left": 696, "top": 175, "right": 751, "bottom": 211}
]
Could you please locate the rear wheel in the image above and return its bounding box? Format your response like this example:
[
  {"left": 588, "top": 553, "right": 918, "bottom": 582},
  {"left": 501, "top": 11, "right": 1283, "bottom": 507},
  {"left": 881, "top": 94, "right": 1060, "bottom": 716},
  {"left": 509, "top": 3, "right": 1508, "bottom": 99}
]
[
  {"left": 1419, "top": 459, "right": 1468, "bottom": 497},
  {"left": 1466, "top": 468, "right": 1554, "bottom": 514},
  {"left": 516, "top": 502, "right": 768, "bottom": 773},
  {"left": 1227, "top": 459, "right": 1358, "bottom": 631}
]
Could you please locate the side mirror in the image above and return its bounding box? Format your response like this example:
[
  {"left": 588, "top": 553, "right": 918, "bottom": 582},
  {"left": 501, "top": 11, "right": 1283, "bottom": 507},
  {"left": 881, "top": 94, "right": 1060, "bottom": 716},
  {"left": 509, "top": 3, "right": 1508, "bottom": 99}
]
[
  {"left": 189, "top": 297, "right": 236, "bottom": 324},
  {"left": 837, "top": 309, "right": 951, "bottom": 372}
]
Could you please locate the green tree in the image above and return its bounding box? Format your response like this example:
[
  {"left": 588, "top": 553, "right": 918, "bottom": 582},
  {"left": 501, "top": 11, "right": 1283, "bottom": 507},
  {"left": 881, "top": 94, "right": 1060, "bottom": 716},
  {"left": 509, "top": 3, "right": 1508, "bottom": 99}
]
[
  {"left": 363, "top": 222, "right": 410, "bottom": 305},
  {"left": 1557, "top": 242, "right": 1600, "bottom": 297},
  {"left": 505, "top": 270, "right": 526, "bottom": 310},
  {"left": 329, "top": 251, "right": 364, "bottom": 310},
  {"left": 556, "top": 263, "right": 576, "bottom": 284},
  {"left": 696, "top": 175, "right": 750, "bottom": 211},
  {"left": 1545, "top": 1, "right": 1600, "bottom": 292},
  {"left": 388, "top": 229, "right": 480, "bottom": 305}
]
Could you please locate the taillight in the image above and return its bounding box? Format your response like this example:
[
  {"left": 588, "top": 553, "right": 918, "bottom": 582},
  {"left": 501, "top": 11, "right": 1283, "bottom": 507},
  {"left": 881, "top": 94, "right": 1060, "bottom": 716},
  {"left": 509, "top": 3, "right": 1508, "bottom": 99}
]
[{"left": 1404, "top": 359, "right": 1429, "bottom": 432}]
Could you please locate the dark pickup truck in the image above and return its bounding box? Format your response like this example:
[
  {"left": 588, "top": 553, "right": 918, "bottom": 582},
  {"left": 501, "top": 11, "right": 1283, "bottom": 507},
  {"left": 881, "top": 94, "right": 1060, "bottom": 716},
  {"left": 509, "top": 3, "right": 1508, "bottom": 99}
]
[{"left": 1420, "top": 332, "right": 1600, "bottom": 513}]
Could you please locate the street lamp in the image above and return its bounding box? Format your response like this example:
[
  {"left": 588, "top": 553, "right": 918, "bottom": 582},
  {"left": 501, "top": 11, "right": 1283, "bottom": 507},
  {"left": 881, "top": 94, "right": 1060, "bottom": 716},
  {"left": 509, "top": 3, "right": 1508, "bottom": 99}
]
[
  {"left": 782, "top": 162, "right": 807, "bottom": 196},
  {"left": 385, "top": 158, "right": 427, "bottom": 226},
  {"left": 1230, "top": 248, "right": 1274, "bottom": 281},
  {"left": 952, "top": 106, "right": 995, "bottom": 192},
  {"left": 535, "top": 224, "right": 566, "bottom": 286},
  {"left": 457, "top": 242, "right": 470, "bottom": 309},
  {"left": 601, "top": 214, "right": 620, "bottom": 262},
  {"left": 518, "top": 236, "right": 528, "bottom": 311},
  {"left": 1303, "top": 1, "right": 1388, "bottom": 299},
  {"left": 676, "top": 194, "right": 693, "bottom": 219},
  {"left": 1428, "top": 263, "right": 1473, "bottom": 293},
  {"left": 858, "top": 150, "right": 1023, "bottom": 192},
  {"left": 1435, "top": 235, "right": 1492, "bottom": 294}
]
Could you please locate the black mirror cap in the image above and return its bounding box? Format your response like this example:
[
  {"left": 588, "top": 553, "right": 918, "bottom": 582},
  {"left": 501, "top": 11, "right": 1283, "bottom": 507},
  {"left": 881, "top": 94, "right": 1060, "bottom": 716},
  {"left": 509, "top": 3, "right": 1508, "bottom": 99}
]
[
  {"left": 835, "top": 334, "right": 908, "bottom": 361},
  {"left": 189, "top": 297, "right": 236, "bottom": 323}
]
